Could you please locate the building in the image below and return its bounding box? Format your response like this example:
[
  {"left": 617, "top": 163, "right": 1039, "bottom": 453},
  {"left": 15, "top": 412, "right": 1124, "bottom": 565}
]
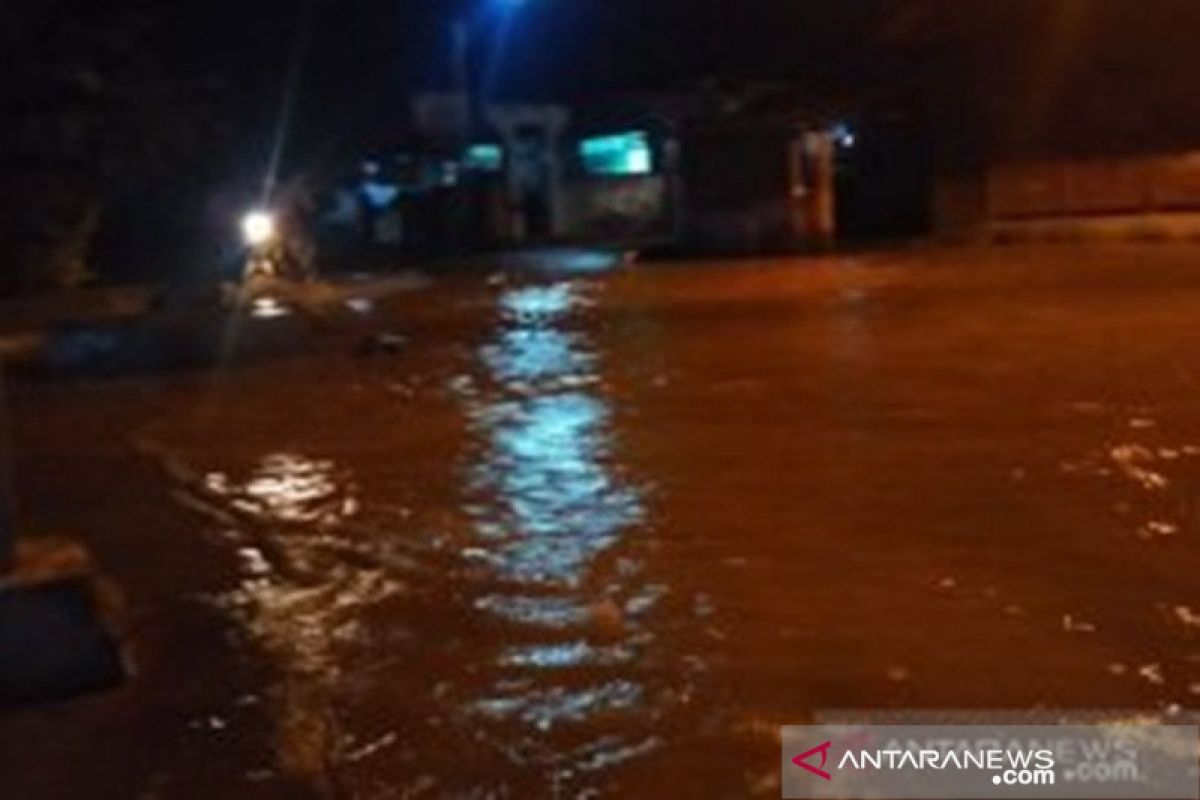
[
  {"left": 322, "top": 84, "right": 860, "bottom": 257},
  {"left": 884, "top": 1, "right": 1200, "bottom": 242}
]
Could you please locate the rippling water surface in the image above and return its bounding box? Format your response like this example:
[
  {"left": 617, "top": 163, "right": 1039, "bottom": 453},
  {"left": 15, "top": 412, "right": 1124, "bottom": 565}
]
[{"left": 14, "top": 248, "right": 1200, "bottom": 798}]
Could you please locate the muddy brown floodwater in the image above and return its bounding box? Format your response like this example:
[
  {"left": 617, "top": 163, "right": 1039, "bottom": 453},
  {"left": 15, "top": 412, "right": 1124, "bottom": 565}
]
[{"left": 5, "top": 245, "right": 1200, "bottom": 798}]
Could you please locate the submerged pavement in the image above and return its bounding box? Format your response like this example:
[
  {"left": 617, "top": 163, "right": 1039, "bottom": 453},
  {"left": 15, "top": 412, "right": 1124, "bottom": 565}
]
[{"left": 4, "top": 245, "right": 1200, "bottom": 797}]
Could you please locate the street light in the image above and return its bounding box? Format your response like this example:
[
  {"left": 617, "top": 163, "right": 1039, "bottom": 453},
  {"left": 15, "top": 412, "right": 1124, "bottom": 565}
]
[{"left": 453, "top": 0, "right": 529, "bottom": 143}]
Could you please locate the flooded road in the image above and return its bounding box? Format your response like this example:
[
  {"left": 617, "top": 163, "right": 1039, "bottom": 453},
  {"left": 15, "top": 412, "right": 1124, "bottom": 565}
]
[{"left": 6, "top": 245, "right": 1200, "bottom": 798}]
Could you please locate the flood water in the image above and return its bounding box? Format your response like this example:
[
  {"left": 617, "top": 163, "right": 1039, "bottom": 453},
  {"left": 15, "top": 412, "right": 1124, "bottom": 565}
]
[{"left": 6, "top": 246, "right": 1200, "bottom": 798}]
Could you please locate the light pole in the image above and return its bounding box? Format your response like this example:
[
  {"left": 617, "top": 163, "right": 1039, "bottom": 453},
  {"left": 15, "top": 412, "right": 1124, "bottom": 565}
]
[
  {"left": 452, "top": 17, "right": 473, "bottom": 146},
  {"left": 453, "top": 0, "right": 528, "bottom": 146}
]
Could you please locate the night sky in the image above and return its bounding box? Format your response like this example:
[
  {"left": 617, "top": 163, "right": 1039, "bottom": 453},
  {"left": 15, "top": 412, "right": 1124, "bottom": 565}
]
[
  {"left": 6, "top": 0, "right": 1200, "bottom": 282},
  {"left": 8, "top": 0, "right": 1200, "bottom": 184},
  {"left": 0, "top": 0, "right": 905, "bottom": 271},
  {"left": 149, "top": 0, "right": 1200, "bottom": 158},
  {"left": 137, "top": 0, "right": 902, "bottom": 154}
]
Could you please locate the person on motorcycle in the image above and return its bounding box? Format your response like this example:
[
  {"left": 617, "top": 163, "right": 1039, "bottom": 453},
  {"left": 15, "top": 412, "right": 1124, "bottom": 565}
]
[{"left": 240, "top": 177, "right": 318, "bottom": 283}]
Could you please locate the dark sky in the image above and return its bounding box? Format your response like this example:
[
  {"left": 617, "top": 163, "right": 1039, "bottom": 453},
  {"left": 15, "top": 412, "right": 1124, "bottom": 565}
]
[
  {"left": 238, "top": 1, "right": 896, "bottom": 95},
  {"left": 0, "top": 0, "right": 911, "bottom": 205},
  {"left": 116, "top": 0, "right": 903, "bottom": 176},
  {"left": 11, "top": 0, "right": 1200, "bottom": 178},
  {"left": 89, "top": 0, "right": 1190, "bottom": 177},
  {"left": 157, "top": 0, "right": 900, "bottom": 124},
  {"left": 8, "top": 0, "right": 1200, "bottom": 278}
]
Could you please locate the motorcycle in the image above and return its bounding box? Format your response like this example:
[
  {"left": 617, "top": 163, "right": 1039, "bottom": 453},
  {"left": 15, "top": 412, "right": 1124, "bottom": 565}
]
[{"left": 241, "top": 210, "right": 285, "bottom": 280}]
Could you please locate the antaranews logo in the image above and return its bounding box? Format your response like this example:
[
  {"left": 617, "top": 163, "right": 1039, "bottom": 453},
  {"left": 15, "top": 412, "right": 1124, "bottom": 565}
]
[
  {"left": 783, "top": 722, "right": 1199, "bottom": 800},
  {"left": 791, "top": 741, "right": 834, "bottom": 781},
  {"left": 789, "top": 729, "right": 875, "bottom": 784},
  {"left": 791, "top": 737, "right": 1055, "bottom": 784}
]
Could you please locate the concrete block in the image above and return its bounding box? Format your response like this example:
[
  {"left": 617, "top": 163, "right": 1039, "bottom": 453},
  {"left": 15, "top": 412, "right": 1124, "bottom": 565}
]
[{"left": 0, "top": 538, "right": 126, "bottom": 706}]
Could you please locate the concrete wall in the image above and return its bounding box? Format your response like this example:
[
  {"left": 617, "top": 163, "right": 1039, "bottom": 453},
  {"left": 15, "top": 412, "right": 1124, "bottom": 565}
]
[
  {"left": 560, "top": 176, "right": 672, "bottom": 242},
  {"left": 940, "top": 151, "right": 1200, "bottom": 241},
  {"left": 681, "top": 200, "right": 797, "bottom": 253}
]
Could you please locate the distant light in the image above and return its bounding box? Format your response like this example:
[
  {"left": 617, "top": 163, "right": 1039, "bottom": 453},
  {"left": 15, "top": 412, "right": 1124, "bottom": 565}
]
[
  {"left": 626, "top": 148, "right": 652, "bottom": 174},
  {"left": 250, "top": 296, "right": 289, "bottom": 319},
  {"left": 465, "top": 143, "right": 504, "bottom": 172},
  {"left": 832, "top": 122, "right": 856, "bottom": 148},
  {"left": 345, "top": 297, "right": 375, "bottom": 314},
  {"left": 241, "top": 211, "right": 276, "bottom": 246},
  {"left": 360, "top": 179, "right": 400, "bottom": 209},
  {"left": 580, "top": 131, "right": 653, "bottom": 176}
]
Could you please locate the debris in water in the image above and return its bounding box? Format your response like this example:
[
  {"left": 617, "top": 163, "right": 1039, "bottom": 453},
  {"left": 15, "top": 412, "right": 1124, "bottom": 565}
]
[
  {"left": 1062, "top": 614, "right": 1097, "bottom": 634},
  {"left": 1138, "top": 663, "right": 1165, "bottom": 685},
  {"left": 344, "top": 731, "right": 398, "bottom": 763},
  {"left": 1137, "top": 521, "right": 1180, "bottom": 539},
  {"left": 590, "top": 597, "right": 625, "bottom": 637},
  {"left": 1172, "top": 606, "right": 1200, "bottom": 628},
  {"left": 1109, "top": 444, "right": 1169, "bottom": 490}
]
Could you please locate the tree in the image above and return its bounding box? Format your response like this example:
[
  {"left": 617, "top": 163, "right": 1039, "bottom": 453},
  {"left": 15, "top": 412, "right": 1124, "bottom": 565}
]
[{"left": 0, "top": 1, "right": 222, "bottom": 293}]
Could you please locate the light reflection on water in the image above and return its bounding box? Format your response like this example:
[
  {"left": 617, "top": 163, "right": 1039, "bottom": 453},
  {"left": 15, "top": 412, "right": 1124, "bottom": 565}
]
[
  {"left": 464, "top": 281, "right": 646, "bottom": 587},
  {"left": 457, "top": 279, "right": 662, "bottom": 779},
  {"left": 481, "top": 328, "right": 596, "bottom": 386},
  {"left": 467, "top": 392, "right": 642, "bottom": 583},
  {"left": 1039, "top": 404, "right": 1200, "bottom": 707},
  {"left": 149, "top": 278, "right": 670, "bottom": 794},
  {"left": 174, "top": 451, "right": 395, "bottom": 785},
  {"left": 206, "top": 452, "right": 359, "bottom": 524},
  {"left": 80, "top": 258, "right": 1200, "bottom": 797}
]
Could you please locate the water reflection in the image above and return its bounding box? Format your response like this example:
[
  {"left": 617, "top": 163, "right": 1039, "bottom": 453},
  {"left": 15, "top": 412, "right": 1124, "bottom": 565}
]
[
  {"left": 499, "top": 283, "right": 578, "bottom": 322},
  {"left": 468, "top": 392, "right": 642, "bottom": 584},
  {"left": 498, "top": 640, "right": 639, "bottom": 669},
  {"left": 458, "top": 279, "right": 659, "bottom": 778},
  {"left": 174, "top": 451, "right": 393, "bottom": 785},
  {"left": 1056, "top": 411, "right": 1200, "bottom": 708},
  {"left": 206, "top": 452, "right": 359, "bottom": 524},
  {"left": 481, "top": 329, "right": 596, "bottom": 386},
  {"left": 464, "top": 282, "right": 645, "bottom": 586}
]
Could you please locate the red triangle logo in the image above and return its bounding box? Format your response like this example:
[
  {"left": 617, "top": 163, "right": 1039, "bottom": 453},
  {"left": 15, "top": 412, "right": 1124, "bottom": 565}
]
[{"left": 792, "top": 740, "right": 833, "bottom": 781}]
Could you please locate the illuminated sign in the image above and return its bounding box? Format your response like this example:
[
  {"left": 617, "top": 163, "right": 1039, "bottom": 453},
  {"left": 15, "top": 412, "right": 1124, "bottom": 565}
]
[
  {"left": 580, "top": 131, "right": 653, "bottom": 176},
  {"left": 465, "top": 143, "right": 504, "bottom": 172}
]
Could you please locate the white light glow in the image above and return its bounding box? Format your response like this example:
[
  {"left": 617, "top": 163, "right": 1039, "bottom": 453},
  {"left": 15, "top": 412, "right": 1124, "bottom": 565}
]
[{"left": 242, "top": 211, "right": 276, "bottom": 246}]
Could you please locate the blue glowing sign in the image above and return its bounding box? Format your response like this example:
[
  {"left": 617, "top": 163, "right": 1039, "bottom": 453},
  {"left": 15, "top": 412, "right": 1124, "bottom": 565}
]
[
  {"left": 465, "top": 143, "right": 504, "bottom": 172},
  {"left": 580, "top": 131, "right": 653, "bottom": 176}
]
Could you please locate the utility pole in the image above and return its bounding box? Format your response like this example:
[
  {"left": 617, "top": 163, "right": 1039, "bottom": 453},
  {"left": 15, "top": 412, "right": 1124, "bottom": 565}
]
[{"left": 453, "top": 18, "right": 473, "bottom": 146}]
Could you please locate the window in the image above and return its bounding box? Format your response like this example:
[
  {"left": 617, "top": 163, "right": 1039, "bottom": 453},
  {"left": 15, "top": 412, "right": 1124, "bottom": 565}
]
[{"left": 580, "top": 131, "right": 653, "bottom": 176}]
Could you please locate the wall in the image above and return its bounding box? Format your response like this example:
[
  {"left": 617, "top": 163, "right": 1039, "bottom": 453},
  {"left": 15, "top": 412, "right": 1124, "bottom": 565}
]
[
  {"left": 560, "top": 176, "right": 672, "bottom": 242},
  {"left": 936, "top": 151, "right": 1200, "bottom": 241},
  {"left": 988, "top": 154, "right": 1200, "bottom": 219}
]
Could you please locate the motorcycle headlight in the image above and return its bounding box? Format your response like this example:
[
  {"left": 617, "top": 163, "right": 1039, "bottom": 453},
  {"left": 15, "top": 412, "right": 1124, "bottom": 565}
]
[{"left": 241, "top": 211, "right": 276, "bottom": 246}]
